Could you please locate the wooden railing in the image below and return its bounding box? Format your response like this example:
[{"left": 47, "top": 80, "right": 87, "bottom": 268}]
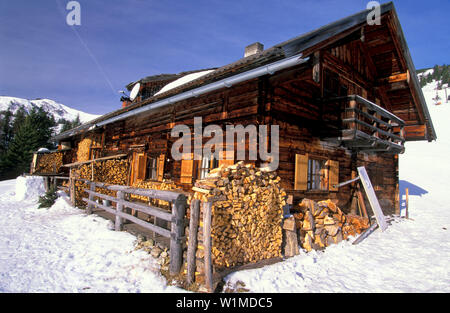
[
  {"left": 78, "top": 179, "right": 187, "bottom": 275},
  {"left": 323, "top": 95, "right": 406, "bottom": 153}
]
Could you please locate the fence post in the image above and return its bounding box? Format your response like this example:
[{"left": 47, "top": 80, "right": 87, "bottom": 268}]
[
  {"left": 186, "top": 199, "right": 200, "bottom": 285},
  {"left": 86, "top": 182, "right": 96, "bottom": 214},
  {"left": 169, "top": 194, "right": 187, "bottom": 275},
  {"left": 115, "top": 191, "right": 124, "bottom": 231},
  {"left": 405, "top": 187, "right": 409, "bottom": 219},
  {"left": 203, "top": 201, "right": 213, "bottom": 293},
  {"left": 70, "top": 178, "right": 76, "bottom": 206}
]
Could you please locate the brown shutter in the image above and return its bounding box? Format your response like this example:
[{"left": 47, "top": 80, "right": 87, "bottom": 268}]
[
  {"left": 218, "top": 150, "right": 234, "bottom": 168},
  {"left": 136, "top": 153, "right": 146, "bottom": 181},
  {"left": 180, "top": 153, "right": 194, "bottom": 184},
  {"left": 157, "top": 154, "right": 166, "bottom": 182},
  {"left": 294, "top": 154, "right": 308, "bottom": 191},
  {"left": 327, "top": 160, "right": 339, "bottom": 191}
]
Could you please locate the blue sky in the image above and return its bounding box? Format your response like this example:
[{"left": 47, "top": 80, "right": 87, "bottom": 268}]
[{"left": 0, "top": 0, "right": 448, "bottom": 115}]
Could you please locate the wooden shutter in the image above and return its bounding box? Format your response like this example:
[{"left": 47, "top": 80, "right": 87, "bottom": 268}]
[
  {"left": 327, "top": 160, "right": 339, "bottom": 191},
  {"left": 218, "top": 150, "right": 234, "bottom": 168},
  {"left": 130, "top": 152, "right": 145, "bottom": 185},
  {"left": 180, "top": 153, "right": 194, "bottom": 184},
  {"left": 294, "top": 154, "right": 308, "bottom": 191},
  {"left": 157, "top": 154, "right": 166, "bottom": 182},
  {"left": 136, "top": 154, "right": 146, "bottom": 181}
]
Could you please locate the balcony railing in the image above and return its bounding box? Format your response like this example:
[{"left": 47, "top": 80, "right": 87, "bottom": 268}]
[{"left": 322, "top": 95, "right": 405, "bottom": 154}]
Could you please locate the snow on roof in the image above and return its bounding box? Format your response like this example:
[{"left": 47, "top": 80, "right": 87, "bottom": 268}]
[{"left": 154, "top": 70, "right": 215, "bottom": 96}]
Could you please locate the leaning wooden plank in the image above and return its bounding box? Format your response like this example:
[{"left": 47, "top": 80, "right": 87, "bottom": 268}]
[
  {"left": 352, "top": 222, "right": 378, "bottom": 245},
  {"left": 357, "top": 166, "right": 388, "bottom": 231}
]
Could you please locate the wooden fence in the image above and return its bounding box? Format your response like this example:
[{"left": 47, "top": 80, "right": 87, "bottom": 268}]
[{"left": 77, "top": 179, "right": 187, "bottom": 275}]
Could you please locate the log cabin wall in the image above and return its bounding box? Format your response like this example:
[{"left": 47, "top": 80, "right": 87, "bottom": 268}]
[
  {"left": 257, "top": 47, "right": 399, "bottom": 214},
  {"left": 69, "top": 47, "right": 400, "bottom": 214}
]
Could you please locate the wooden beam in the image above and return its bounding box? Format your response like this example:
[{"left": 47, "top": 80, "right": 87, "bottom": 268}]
[
  {"left": 403, "top": 124, "right": 427, "bottom": 141},
  {"left": 63, "top": 154, "right": 127, "bottom": 167},
  {"left": 377, "top": 71, "right": 409, "bottom": 85}
]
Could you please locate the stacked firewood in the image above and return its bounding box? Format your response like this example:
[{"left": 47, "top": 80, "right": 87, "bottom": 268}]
[
  {"left": 76, "top": 138, "right": 93, "bottom": 162},
  {"left": 293, "top": 199, "right": 369, "bottom": 252},
  {"left": 35, "top": 152, "right": 63, "bottom": 174},
  {"left": 192, "top": 162, "right": 285, "bottom": 271},
  {"left": 72, "top": 159, "right": 128, "bottom": 207}
]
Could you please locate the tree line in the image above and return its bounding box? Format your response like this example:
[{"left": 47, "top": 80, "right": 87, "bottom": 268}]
[
  {"left": 0, "top": 105, "right": 81, "bottom": 180},
  {"left": 419, "top": 64, "right": 450, "bottom": 88}
]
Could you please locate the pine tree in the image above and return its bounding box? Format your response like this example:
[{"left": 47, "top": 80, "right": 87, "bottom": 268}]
[
  {"left": 59, "top": 114, "right": 82, "bottom": 134},
  {"left": 0, "top": 117, "right": 39, "bottom": 179},
  {"left": 0, "top": 107, "right": 56, "bottom": 180},
  {"left": 0, "top": 107, "right": 13, "bottom": 155},
  {"left": 12, "top": 105, "right": 27, "bottom": 136}
]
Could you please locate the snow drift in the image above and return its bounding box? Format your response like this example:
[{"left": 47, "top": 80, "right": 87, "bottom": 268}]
[{"left": 15, "top": 176, "right": 45, "bottom": 202}]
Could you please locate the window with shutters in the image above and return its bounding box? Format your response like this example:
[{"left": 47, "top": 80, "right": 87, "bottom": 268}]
[{"left": 295, "top": 154, "right": 339, "bottom": 192}]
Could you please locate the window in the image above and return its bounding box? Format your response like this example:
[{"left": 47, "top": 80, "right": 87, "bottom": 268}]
[
  {"left": 307, "top": 158, "right": 327, "bottom": 191},
  {"left": 295, "top": 154, "right": 339, "bottom": 192},
  {"left": 146, "top": 156, "right": 158, "bottom": 180},
  {"left": 199, "top": 155, "right": 219, "bottom": 179}
]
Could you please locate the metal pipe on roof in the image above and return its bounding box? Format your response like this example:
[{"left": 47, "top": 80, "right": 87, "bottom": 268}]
[{"left": 94, "top": 53, "right": 308, "bottom": 128}]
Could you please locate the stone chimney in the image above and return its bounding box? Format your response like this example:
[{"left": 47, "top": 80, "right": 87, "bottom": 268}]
[{"left": 244, "top": 42, "right": 264, "bottom": 58}]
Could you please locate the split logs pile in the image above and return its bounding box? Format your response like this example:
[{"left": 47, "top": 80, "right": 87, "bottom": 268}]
[
  {"left": 293, "top": 199, "right": 370, "bottom": 252},
  {"left": 73, "top": 159, "right": 128, "bottom": 207},
  {"left": 191, "top": 162, "right": 285, "bottom": 272},
  {"left": 35, "top": 152, "right": 63, "bottom": 174},
  {"left": 76, "top": 138, "right": 93, "bottom": 162}
]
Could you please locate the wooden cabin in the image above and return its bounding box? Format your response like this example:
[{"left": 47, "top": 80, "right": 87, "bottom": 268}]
[{"left": 53, "top": 2, "right": 435, "bottom": 216}]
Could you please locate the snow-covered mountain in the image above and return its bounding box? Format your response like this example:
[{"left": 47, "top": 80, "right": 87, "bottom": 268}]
[{"left": 0, "top": 96, "right": 100, "bottom": 123}]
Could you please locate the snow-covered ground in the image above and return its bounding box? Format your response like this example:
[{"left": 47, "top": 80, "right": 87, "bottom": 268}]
[
  {"left": 0, "top": 177, "right": 185, "bottom": 292},
  {"left": 0, "top": 81, "right": 448, "bottom": 293}
]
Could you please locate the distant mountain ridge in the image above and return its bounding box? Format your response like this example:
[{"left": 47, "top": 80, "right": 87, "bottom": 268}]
[{"left": 0, "top": 96, "right": 100, "bottom": 124}]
